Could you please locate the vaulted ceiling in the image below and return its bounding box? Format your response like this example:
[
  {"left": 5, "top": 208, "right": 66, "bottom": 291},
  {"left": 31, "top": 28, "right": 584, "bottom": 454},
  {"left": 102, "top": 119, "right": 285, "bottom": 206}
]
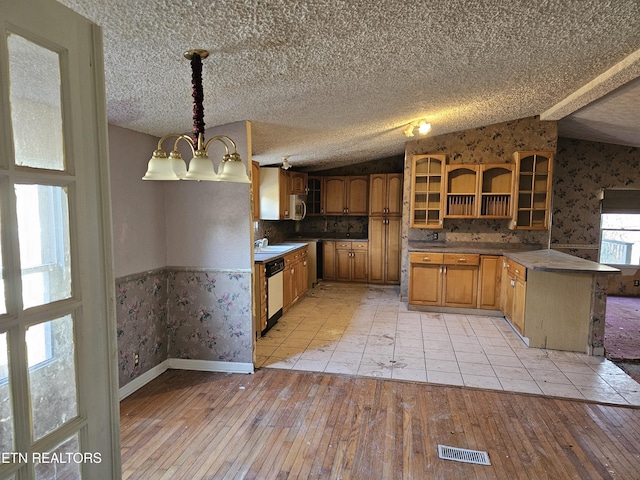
[{"left": 57, "top": 0, "right": 640, "bottom": 170}]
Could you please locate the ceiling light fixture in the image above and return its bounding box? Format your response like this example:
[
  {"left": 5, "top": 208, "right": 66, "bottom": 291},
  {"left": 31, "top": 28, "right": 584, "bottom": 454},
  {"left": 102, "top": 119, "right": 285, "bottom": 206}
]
[
  {"left": 142, "top": 49, "right": 250, "bottom": 183},
  {"left": 281, "top": 155, "right": 291, "bottom": 170},
  {"left": 404, "top": 120, "right": 432, "bottom": 138}
]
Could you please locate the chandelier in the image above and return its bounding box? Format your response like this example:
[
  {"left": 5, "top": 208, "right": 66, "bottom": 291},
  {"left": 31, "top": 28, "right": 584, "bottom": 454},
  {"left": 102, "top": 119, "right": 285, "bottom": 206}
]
[{"left": 142, "top": 49, "right": 250, "bottom": 183}]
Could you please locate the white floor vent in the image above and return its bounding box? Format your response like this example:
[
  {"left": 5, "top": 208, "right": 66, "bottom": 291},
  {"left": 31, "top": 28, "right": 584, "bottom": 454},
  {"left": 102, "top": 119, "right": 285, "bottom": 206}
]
[{"left": 438, "top": 445, "right": 491, "bottom": 465}]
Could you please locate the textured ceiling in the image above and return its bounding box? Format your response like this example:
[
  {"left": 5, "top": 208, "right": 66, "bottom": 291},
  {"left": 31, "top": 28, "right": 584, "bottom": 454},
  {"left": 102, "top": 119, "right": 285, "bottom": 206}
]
[{"left": 56, "top": 0, "right": 640, "bottom": 170}]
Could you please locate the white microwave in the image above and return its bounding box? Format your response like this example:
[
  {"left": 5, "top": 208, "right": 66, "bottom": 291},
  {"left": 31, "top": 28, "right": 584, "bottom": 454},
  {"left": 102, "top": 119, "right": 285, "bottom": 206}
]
[{"left": 289, "top": 195, "right": 307, "bottom": 221}]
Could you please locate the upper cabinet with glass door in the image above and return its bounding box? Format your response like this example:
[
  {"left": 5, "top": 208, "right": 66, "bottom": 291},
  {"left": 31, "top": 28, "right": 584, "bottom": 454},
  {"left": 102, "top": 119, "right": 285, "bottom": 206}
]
[
  {"left": 410, "top": 154, "right": 445, "bottom": 229},
  {"left": 512, "top": 151, "right": 554, "bottom": 230}
]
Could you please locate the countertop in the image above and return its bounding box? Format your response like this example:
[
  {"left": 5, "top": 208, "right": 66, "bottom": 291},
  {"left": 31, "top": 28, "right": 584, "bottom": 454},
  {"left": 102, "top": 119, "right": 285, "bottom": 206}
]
[
  {"left": 408, "top": 241, "right": 542, "bottom": 255},
  {"left": 253, "top": 242, "right": 308, "bottom": 263},
  {"left": 503, "top": 249, "right": 621, "bottom": 274}
]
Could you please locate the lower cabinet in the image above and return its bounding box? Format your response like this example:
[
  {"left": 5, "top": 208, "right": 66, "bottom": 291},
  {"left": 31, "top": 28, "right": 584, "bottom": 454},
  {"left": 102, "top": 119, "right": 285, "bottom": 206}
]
[
  {"left": 335, "top": 241, "right": 368, "bottom": 282},
  {"left": 503, "top": 259, "right": 527, "bottom": 334},
  {"left": 283, "top": 247, "right": 308, "bottom": 313},
  {"left": 477, "top": 255, "right": 502, "bottom": 310},
  {"left": 409, "top": 253, "right": 479, "bottom": 308},
  {"left": 323, "top": 240, "right": 368, "bottom": 282},
  {"left": 255, "top": 263, "right": 267, "bottom": 333},
  {"left": 368, "top": 216, "right": 401, "bottom": 284},
  {"left": 322, "top": 241, "right": 336, "bottom": 280}
]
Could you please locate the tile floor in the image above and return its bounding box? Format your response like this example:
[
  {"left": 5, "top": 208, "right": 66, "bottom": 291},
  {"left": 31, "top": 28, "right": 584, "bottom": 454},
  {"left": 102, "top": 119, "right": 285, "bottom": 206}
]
[{"left": 255, "top": 282, "right": 640, "bottom": 406}]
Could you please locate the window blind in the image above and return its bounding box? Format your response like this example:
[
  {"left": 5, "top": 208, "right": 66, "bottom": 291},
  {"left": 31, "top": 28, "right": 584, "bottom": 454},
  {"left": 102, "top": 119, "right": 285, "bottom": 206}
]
[{"left": 600, "top": 189, "right": 640, "bottom": 214}]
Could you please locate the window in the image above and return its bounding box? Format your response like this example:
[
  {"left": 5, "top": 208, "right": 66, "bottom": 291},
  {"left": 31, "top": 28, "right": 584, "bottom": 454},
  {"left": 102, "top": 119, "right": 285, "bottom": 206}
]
[
  {"left": 600, "top": 214, "right": 640, "bottom": 265},
  {"left": 599, "top": 189, "right": 640, "bottom": 266}
]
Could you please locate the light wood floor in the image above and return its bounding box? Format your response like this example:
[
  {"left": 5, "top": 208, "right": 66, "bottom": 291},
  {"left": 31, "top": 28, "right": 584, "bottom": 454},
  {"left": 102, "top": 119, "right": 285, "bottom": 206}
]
[{"left": 120, "top": 368, "right": 640, "bottom": 479}]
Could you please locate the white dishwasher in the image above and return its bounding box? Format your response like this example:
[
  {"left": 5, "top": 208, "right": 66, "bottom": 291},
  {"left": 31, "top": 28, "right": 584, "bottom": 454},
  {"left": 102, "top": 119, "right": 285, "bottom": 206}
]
[{"left": 264, "top": 257, "right": 285, "bottom": 334}]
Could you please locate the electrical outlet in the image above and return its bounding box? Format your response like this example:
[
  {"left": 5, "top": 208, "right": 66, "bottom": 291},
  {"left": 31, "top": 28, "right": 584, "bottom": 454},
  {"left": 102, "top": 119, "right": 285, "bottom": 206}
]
[
  {"left": 634, "top": 280, "right": 640, "bottom": 287},
  {"left": 134, "top": 352, "right": 140, "bottom": 366},
  {"left": 433, "top": 232, "right": 439, "bottom": 240}
]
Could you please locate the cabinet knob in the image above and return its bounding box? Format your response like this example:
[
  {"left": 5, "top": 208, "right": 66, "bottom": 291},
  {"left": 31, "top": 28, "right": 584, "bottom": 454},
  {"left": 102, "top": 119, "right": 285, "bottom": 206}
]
[
  {"left": 423, "top": 257, "right": 430, "bottom": 261},
  {"left": 458, "top": 258, "right": 467, "bottom": 263}
]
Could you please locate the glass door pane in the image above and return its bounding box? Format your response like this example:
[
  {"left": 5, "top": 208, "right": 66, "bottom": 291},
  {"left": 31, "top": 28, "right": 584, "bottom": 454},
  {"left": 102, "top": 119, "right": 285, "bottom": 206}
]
[
  {"left": 0, "top": 331, "right": 13, "bottom": 452},
  {"left": 8, "top": 33, "right": 65, "bottom": 171},
  {"left": 27, "top": 315, "right": 78, "bottom": 441},
  {"left": 16, "top": 184, "right": 71, "bottom": 309}
]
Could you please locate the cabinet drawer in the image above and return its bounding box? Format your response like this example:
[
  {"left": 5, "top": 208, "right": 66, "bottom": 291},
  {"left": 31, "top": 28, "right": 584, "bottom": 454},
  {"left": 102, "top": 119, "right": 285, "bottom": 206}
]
[
  {"left": 507, "top": 259, "right": 526, "bottom": 282},
  {"left": 351, "top": 242, "right": 368, "bottom": 251},
  {"left": 409, "top": 252, "right": 444, "bottom": 265},
  {"left": 443, "top": 253, "right": 480, "bottom": 266}
]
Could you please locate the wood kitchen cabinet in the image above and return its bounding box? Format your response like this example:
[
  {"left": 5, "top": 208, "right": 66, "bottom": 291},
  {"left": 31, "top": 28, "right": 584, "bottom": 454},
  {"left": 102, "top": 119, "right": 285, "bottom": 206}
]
[
  {"left": 283, "top": 247, "right": 308, "bottom": 313},
  {"left": 369, "top": 173, "right": 403, "bottom": 216},
  {"left": 409, "top": 252, "right": 479, "bottom": 308},
  {"left": 306, "top": 176, "right": 322, "bottom": 215},
  {"left": 444, "top": 165, "right": 479, "bottom": 218},
  {"left": 334, "top": 241, "right": 368, "bottom": 282},
  {"left": 477, "top": 255, "right": 502, "bottom": 310},
  {"left": 289, "top": 171, "right": 308, "bottom": 195},
  {"left": 503, "top": 258, "right": 527, "bottom": 334},
  {"left": 254, "top": 263, "right": 267, "bottom": 333},
  {"left": 368, "top": 217, "right": 401, "bottom": 284},
  {"left": 252, "top": 161, "right": 260, "bottom": 221},
  {"left": 368, "top": 173, "right": 402, "bottom": 284},
  {"left": 479, "top": 164, "right": 513, "bottom": 218},
  {"left": 322, "top": 241, "right": 335, "bottom": 280},
  {"left": 512, "top": 151, "right": 554, "bottom": 230},
  {"left": 408, "top": 252, "right": 443, "bottom": 305},
  {"left": 410, "top": 154, "right": 445, "bottom": 228},
  {"left": 322, "top": 176, "right": 368, "bottom": 215}
]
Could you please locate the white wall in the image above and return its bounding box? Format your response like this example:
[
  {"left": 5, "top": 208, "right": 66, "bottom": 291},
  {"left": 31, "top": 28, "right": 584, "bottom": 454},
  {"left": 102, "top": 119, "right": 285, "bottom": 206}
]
[
  {"left": 108, "top": 125, "right": 167, "bottom": 277},
  {"left": 164, "top": 121, "right": 253, "bottom": 269}
]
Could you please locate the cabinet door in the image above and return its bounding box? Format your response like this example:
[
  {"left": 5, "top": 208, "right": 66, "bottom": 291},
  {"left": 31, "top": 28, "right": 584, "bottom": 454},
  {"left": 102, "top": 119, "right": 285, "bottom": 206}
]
[
  {"left": 252, "top": 161, "right": 260, "bottom": 221},
  {"left": 352, "top": 248, "right": 368, "bottom": 282},
  {"left": 323, "top": 241, "right": 335, "bottom": 280},
  {"left": 368, "top": 174, "right": 387, "bottom": 216},
  {"left": 335, "top": 246, "right": 352, "bottom": 281},
  {"left": 385, "top": 217, "right": 402, "bottom": 284},
  {"left": 279, "top": 168, "right": 290, "bottom": 219},
  {"left": 299, "top": 254, "right": 308, "bottom": 295},
  {"left": 512, "top": 151, "right": 553, "bottom": 230},
  {"left": 347, "top": 176, "right": 369, "bottom": 215},
  {"left": 411, "top": 154, "right": 446, "bottom": 229},
  {"left": 386, "top": 174, "right": 404, "bottom": 215},
  {"left": 478, "top": 255, "right": 501, "bottom": 310},
  {"left": 323, "top": 177, "right": 347, "bottom": 215},
  {"left": 512, "top": 279, "right": 526, "bottom": 334},
  {"left": 367, "top": 217, "right": 385, "bottom": 283},
  {"left": 289, "top": 171, "right": 308, "bottom": 195},
  {"left": 409, "top": 263, "right": 442, "bottom": 305},
  {"left": 500, "top": 257, "right": 511, "bottom": 318},
  {"left": 443, "top": 265, "right": 478, "bottom": 308},
  {"left": 307, "top": 176, "right": 322, "bottom": 215}
]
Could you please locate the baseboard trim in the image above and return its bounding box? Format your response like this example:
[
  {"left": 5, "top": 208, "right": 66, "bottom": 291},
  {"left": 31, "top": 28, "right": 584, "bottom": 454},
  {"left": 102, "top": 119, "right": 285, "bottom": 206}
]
[
  {"left": 119, "top": 360, "right": 170, "bottom": 400},
  {"left": 167, "top": 358, "right": 254, "bottom": 375},
  {"left": 119, "top": 359, "right": 255, "bottom": 400}
]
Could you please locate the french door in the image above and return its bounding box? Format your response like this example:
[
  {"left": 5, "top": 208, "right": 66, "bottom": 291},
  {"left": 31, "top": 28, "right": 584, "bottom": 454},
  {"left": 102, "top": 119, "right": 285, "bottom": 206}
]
[{"left": 0, "top": 1, "right": 120, "bottom": 478}]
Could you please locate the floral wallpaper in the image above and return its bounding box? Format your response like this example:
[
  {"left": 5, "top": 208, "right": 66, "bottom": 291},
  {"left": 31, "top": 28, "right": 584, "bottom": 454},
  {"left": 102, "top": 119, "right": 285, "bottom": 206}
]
[
  {"left": 116, "top": 270, "right": 168, "bottom": 387},
  {"left": 552, "top": 138, "right": 640, "bottom": 295},
  {"left": 167, "top": 270, "right": 252, "bottom": 362},
  {"left": 115, "top": 268, "right": 252, "bottom": 388}
]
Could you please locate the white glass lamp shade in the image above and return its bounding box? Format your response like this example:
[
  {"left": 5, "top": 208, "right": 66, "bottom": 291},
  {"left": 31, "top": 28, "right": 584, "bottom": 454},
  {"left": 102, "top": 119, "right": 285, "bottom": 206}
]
[
  {"left": 184, "top": 152, "right": 219, "bottom": 181},
  {"left": 142, "top": 151, "right": 180, "bottom": 180},
  {"left": 169, "top": 151, "right": 188, "bottom": 178},
  {"left": 217, "top": 156, "right": 251, "bottom": 183}
]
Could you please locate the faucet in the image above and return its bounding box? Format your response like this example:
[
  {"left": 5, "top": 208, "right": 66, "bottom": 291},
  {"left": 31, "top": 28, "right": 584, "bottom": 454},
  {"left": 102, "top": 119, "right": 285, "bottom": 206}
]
[{"left": 254, "top": 238, "right": 268, "bottom": 249}]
